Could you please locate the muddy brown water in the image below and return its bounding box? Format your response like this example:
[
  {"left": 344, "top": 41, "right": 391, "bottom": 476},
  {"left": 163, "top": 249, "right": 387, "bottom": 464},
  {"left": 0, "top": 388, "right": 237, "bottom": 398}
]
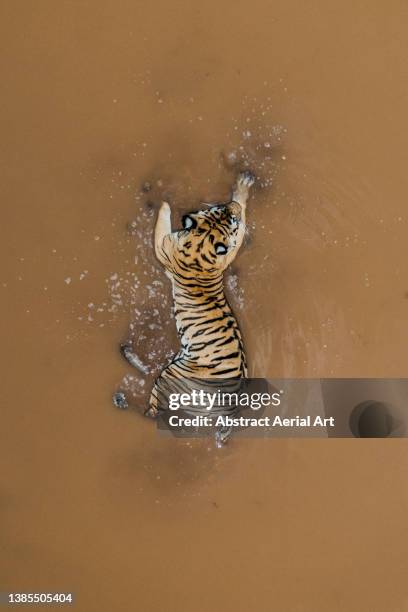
[{"left": 1, "top": 2, "right": 408, "bottom": 611}]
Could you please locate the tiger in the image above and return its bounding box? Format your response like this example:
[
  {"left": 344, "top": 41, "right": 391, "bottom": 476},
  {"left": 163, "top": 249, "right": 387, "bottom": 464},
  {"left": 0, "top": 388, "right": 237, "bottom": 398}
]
[{"left": 113, "top": 170, "right": 255, "bottom": 445}]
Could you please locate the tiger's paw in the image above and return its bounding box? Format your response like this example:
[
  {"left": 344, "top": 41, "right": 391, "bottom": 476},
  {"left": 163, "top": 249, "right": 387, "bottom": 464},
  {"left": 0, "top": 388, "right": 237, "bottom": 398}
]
[
  {"left": 233, "top": 170, "right": 255, "bottom": 205},
  {"left": 120, "top": 343, "right": 149, "bottom": 374},
  {"left": 237, "top": 170, "right": 255, "bottom": 189},
  {"left": 159, "top": 201, "right": 171, "bottom": 216},
  {"left": 113, "top": 391, "right": 129, "bottom": 410}
]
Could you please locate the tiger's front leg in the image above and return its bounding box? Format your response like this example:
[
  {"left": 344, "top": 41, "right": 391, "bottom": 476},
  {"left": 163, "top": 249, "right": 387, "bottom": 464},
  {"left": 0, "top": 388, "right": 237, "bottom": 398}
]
[
  {"left": 154, "top": 201, "right": 172, "bottom": 265},
  {"left": 232, "top": 170, "right": 255, "bottom": 208}
]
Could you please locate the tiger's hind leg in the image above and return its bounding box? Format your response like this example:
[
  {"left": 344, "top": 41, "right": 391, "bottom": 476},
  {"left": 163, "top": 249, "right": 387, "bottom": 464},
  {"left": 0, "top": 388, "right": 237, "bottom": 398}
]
[
  {"left": 144, "top": 365, "right": 179, "bottom": 418},
  {"left": 113, "top": 343, "right": 149, "bottom": 410},
  {"left": 144, "top": 379, "right": 163, "bottom": 419}
]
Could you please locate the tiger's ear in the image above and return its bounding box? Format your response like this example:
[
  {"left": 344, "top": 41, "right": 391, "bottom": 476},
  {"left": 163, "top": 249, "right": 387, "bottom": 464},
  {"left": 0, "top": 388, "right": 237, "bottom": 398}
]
[
  {"left": 227, "top": 202, "right": 242, "bottom": 220},
  {"left": 182, "top": 215, "right": 197, "bottom": 230}
]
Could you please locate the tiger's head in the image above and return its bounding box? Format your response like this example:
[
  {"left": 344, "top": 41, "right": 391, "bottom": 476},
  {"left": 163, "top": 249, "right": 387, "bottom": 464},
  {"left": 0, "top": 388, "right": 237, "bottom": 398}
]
[
  {"left": 155, "top": 171, "right": 254, "bottom": 281},
  {"left": 169, "top": 203, "right": 243, "bottom": 277}
]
